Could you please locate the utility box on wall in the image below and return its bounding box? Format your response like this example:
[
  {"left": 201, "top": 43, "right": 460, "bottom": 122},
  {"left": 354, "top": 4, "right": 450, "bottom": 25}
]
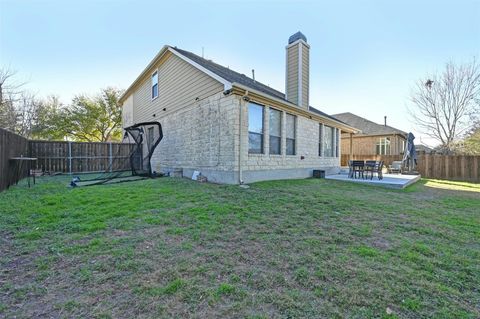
[{"left": 313, "top": 170, "right": 325, "bottom": 178}]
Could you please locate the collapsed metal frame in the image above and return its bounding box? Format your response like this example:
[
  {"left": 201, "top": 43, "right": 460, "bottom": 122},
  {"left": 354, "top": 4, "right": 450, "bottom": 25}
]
[
  {"left": 124, "top": 121, "right": 163, "bottom": 177},
  {"left": 70, "top": 121, "right": 163, "bottom": 187}
]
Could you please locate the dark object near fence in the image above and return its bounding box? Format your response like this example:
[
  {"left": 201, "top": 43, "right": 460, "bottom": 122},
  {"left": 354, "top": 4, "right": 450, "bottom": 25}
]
[
  {"left": 124, "top": 121, "right": 163, "bottom": 177},
  {"left": 402, "top": 132, "right": 417, "bottom": 173},
  {"left": 71, "top": 122, "right": 163, "bottom": 187},
  {"left": 313, "top": 170, "right": 325, "bottom": 178}
]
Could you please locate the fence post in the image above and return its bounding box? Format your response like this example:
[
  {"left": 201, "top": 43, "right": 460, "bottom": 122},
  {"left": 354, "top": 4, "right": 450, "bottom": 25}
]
[
  {"left": 68, "top": 141, "right": 72, "bottom": 174},
  {"left": 474, "top": 156, "right": 479, "bottom": 182},
  {"left": 425, "top": 154, "right": 429, "bottom": 178},
  {"left": 109, "top": 142, "right": 113, "bottom": 172},
  {"left": 445, "top": 155, "right": 449, "bottom": 180}
]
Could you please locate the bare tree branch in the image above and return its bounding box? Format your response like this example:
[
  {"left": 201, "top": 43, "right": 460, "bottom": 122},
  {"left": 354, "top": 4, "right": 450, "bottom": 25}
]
[{"left": 408, "top": 58, "right": 480, "bottom": 153}]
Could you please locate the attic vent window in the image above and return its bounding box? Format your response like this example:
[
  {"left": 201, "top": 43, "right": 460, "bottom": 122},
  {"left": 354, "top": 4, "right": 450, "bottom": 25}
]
[{"left": 151, "top": 71, "right": 158, "bottom": 99}]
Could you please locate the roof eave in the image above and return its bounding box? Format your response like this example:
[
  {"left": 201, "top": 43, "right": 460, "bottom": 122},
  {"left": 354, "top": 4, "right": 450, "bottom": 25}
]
[{"left": 169, "top": 47, "right": 232, "bottom": 91}]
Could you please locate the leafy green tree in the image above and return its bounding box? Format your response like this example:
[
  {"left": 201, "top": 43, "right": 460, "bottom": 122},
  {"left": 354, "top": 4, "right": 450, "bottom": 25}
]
[
  {"left": 454, "top": 113, "right": 480, "bottom": 155},
  {"left": 462, "top": 128, "right": 480, "bottom": 155},
  {"left": 1, "top": 67, "right": 124, "bottom": 142},
  {"left": 37, "top": 88, "right": 124, "bottom": 142},
  {"left": 30, "top": 96, "right": 66, "bottom": 140},
  {"left": 63, "top": 87, "right": 123, "bottom": 142}
]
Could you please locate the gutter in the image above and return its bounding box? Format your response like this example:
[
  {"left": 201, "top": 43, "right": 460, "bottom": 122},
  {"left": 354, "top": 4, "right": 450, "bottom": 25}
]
[{"left": 347, "top": 132, "right": 407, "bottom": 138}]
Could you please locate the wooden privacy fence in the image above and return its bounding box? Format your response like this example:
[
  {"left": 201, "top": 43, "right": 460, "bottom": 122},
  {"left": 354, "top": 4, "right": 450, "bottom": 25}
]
[
  {"left": 1, "top": 128, "right": 136, "bottom": 192},
  {"left": 0, "top": 128, "right": 30, "bottom": 192},
  {"left": 341, "top": 154, "right": 480, "bottom": 182},
  {"left": 29, "top": 141, "right": 136, "bottom": 174}
]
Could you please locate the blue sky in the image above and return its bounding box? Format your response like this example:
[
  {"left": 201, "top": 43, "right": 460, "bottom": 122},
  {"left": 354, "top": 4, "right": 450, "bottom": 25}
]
[{"left": 1, "top": 0, "right": 479, "bottom": 146}]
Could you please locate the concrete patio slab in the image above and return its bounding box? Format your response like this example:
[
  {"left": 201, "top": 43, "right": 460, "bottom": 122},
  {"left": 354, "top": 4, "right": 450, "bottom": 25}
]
[{"left": 325, "top": 173, "right": 421, "bottom": 189}]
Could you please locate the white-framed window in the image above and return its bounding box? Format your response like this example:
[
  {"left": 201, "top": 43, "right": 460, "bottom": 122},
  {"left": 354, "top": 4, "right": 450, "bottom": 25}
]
[
  {"left": 151, "top": 71, "right": 158, "bottom": 99},
  {"left": 269, "top": 108, "right": 282, "bottom": 155},
  {"left": 286, "top": 114, "right": 296, "bottom": 155},
  {"left": 248, "top": 102, "right": 264, "bottom": 154},
  {"left": 376, "top": 137, "right": 391, "bottom": 155},
  {"left": 323, "top": 125, "right": 334, "bottom": 157}
]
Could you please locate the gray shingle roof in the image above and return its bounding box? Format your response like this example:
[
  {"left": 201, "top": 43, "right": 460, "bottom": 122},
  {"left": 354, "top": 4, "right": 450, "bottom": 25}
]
[
  {"left": 172, "top": 47, "right": 286, "bottom": 100},
  {"left": 309, "top": 107, "right": 348, "bottom": 124},
  {"left": 332, "top": 112, "right": 407, "bottom": 136},
  {"left": 172, "top": 47, "right": 344, "bottom": 124}
]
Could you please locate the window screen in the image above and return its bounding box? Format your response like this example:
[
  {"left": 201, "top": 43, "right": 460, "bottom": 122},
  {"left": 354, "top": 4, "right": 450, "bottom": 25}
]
[
  {"left": 269, "top": 108, "right": 281, "bottom": 155},
  {"left": 286, "top": 114, "right": 296, "bottom": 155},
  {"left": 151, "top": 71, "right": 158, "bottom": 99},
  {"left": 248, "top": 103, "right": 264, "bottom": 154}
]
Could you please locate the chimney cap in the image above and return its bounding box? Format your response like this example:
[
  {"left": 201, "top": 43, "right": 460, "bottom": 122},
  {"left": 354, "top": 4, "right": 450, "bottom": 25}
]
[{"left": 288, "top": 31, "right": 307, "bottom": 44}]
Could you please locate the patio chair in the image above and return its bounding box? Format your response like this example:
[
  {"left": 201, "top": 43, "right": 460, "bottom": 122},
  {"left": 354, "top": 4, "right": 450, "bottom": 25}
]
[
  {"left": 364, "top": 160, "right": 376, "bottom": 179},
  {"left": 388, "top": 161, "right": 402, "bottom": 174},
  {"left": 365, "top": 161, "right": 384, "bottom": 180},
  {"left": 351, "top": 160, "right": 365, "bottom": 179}
]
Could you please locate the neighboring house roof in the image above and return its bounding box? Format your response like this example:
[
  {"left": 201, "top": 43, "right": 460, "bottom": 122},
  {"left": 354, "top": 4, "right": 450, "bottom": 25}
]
[
  {"left": 332, "top": 112, "right": 407, "bottom": 136},
  {"left": 415, "top": 144, "right": 433, "bottom": 153},
  {"left": 119, "top": 45, "right": 355, "bottom": 131}
]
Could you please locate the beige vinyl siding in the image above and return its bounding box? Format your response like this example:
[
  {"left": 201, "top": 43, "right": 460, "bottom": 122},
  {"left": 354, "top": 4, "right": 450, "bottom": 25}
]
[
  {"left": 341, "top": 134, "right": 406, "bottom": 155},
  {"left": 129, "top": 54, "right": 224, "bottom": 124},
  {"left": 286, "top": 45, "right": 299, "bottom": 105},
  {"left": 301, "top": 43, "right": 309, "bottom": 109},
  {"left": 122, "top": 95, "right": 134, "bottom": 128}
]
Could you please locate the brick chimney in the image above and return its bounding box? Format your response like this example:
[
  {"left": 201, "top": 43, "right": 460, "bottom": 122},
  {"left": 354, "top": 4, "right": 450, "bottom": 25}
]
[{"left": 285, "top": 32, "right": 310, "bottom": 109}]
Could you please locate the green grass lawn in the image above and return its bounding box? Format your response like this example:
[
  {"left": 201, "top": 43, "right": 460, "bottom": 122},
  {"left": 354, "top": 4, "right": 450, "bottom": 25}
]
[{"left": 0, "top": 176, "right": 479, "bottom": 318}]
